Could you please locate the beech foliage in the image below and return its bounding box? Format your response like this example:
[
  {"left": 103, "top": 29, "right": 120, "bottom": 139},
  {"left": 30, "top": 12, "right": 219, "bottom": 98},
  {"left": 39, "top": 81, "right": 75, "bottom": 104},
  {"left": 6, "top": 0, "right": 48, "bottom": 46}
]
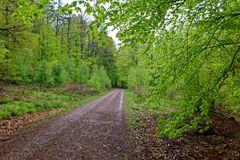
[{"left": 1, "top": 0, "right": 240, "bottom": 137}]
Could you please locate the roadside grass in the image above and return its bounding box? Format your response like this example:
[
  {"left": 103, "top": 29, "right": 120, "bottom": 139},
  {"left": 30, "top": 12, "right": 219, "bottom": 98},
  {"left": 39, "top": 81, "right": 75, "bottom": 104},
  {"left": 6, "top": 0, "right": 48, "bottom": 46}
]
[
  {"left": 144, "top": 98, "right": 182, "bottom": 115},
  {"left": 125, "top": 91, "right": 182, "bottom": 128},
  {"left": 47, "top": 92, "right": 106, "bottom": 117},
  {"left": 125, "top": 91, "right": 144, "bottom": 128},
  {"left": 0, "top": 85, "right": 106, "bottom": 120}
]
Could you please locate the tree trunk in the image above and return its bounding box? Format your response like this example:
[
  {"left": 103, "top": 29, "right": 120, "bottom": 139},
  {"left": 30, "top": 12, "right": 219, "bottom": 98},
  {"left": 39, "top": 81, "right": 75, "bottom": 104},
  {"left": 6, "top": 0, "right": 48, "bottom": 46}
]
[{"left": 67, "top": 17, "right": 71, "bottom": 55}]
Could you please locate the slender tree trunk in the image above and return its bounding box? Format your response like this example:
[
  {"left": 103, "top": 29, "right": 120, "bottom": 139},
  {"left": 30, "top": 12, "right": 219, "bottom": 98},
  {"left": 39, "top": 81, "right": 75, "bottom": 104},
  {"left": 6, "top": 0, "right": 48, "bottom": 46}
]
[
  {"left": 86, "top": 33, "right": 91, "bottom": 58},
  {"left": 60, "top": 23, "right": 64, "bottom": 54},
  {"left": 67, "top": 17, "right": 71, "bottom": 55},
  {"left": 55, "top": 0, "right": 62, "bottom": 36},
  {"left": 79, "top": 16, "right": 85, "bottom": 59},
  {"left": 4, "top": 3, "right": 10, "bottom": 60}
]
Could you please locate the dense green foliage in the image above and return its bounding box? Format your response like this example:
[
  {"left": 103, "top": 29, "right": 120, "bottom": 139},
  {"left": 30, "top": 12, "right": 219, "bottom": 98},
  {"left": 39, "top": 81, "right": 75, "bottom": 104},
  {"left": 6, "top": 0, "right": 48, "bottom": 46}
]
[
  {"left": 75, "top": 0, "right": 240, "bottom": 137},
  {"left": 88, "top": 66, "right": 111, "bottom": 90},
  {"left": 0, "top": 0, "right": 115, "bottom": 91},
  {"left": 1, "top": 0, "right": 240, "bottom": 138}
]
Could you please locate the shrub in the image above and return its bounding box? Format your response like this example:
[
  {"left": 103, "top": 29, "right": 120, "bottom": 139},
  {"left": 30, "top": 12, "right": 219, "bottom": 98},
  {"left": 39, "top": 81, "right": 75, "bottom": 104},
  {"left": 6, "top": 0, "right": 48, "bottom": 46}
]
[
  {"left": 88, "top": 66, "right": 111, "bottom": 91},
  {"left": 50, "top": 61, "right": 67, "bottom": 86},
  {"left": 127, "top": 66, "right": 149, "bottom": 93},
  {"left": 12, "top": 49, "right": 34, "bottom": 84},
  {"left": 98, "top": 67, "right": 111, "bottom": 89},
  {"left": 0, "top": 59, "right": 18, "bottom": 83},
  {"left": 34, "top": 61, "right": 49, "bottom": 85},
  {"left": 88, "top": 72, "right": 102, "bottom": 91},
  {"left": 73, "top": 61, "right": 90, "bottom": 84},
  {"left": 61, "top": 57, "right": 75, "bottom": 82}
]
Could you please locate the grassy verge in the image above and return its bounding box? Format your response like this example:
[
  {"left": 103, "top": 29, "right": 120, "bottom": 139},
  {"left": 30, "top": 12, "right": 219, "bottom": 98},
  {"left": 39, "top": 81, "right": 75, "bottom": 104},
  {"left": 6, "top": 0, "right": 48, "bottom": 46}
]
[
  {"left": 47, "top": 91, "right": 107, "bottom": 117},
  {"left": 125, "top": 91, "right": 143, "bottom": 128},
  {"left": 125, "top": 91, "right": 181, "bottom": 128},
  {"left": 0, "top": 85, "right": 107, "bottom": 120}
]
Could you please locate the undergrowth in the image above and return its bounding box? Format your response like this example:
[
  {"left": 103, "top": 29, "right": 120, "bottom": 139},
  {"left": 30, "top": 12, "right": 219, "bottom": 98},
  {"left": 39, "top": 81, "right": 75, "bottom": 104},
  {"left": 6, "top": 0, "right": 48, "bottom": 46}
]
[
  {"left": 125, "top": 91, "right": 144, "bottom": 128},
  {"left": 0, "top": 85, "right": 105, "bottom": 120}
]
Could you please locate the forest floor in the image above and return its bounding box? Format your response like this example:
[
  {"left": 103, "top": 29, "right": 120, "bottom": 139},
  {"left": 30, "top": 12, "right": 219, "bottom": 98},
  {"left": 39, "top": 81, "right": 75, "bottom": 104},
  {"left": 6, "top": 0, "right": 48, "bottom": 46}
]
[
  {"left": 0, "top": 89, "right": 137, "bottom": 160},
  {"left": 130, "top": 110, "right": 240, "bottom": 160}
]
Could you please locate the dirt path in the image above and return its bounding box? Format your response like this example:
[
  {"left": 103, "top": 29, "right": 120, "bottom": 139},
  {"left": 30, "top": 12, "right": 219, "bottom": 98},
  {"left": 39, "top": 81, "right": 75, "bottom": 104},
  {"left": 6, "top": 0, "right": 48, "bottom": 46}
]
[{"left": 0, "top": 90, "right": 134, "bottom": 160}]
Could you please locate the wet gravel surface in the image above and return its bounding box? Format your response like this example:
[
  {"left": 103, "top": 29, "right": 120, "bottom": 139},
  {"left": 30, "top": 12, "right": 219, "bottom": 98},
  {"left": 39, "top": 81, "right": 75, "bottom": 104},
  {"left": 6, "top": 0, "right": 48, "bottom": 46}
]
[{"left": 0, "top": 90, "right": 134, "bottom": 160}]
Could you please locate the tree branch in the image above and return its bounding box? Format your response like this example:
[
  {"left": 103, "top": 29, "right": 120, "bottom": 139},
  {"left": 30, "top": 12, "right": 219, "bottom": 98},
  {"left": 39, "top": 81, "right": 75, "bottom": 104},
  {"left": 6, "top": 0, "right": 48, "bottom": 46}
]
[{"left": 215, "top": 45, "right": 240, "bottom": 86}]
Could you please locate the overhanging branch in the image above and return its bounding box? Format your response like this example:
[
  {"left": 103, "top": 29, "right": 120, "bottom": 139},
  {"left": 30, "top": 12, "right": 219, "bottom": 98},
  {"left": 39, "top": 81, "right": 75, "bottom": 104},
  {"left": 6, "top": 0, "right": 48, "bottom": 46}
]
[{"left": 215, "top": 45, "right": 240, "bottom": 86}]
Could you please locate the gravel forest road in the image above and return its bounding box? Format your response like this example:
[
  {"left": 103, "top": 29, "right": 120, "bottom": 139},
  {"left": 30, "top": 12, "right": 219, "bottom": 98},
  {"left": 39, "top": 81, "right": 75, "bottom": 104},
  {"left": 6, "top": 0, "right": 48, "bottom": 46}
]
[{"left": 0, "top": 90, "right": 134, "bottom": 160}]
